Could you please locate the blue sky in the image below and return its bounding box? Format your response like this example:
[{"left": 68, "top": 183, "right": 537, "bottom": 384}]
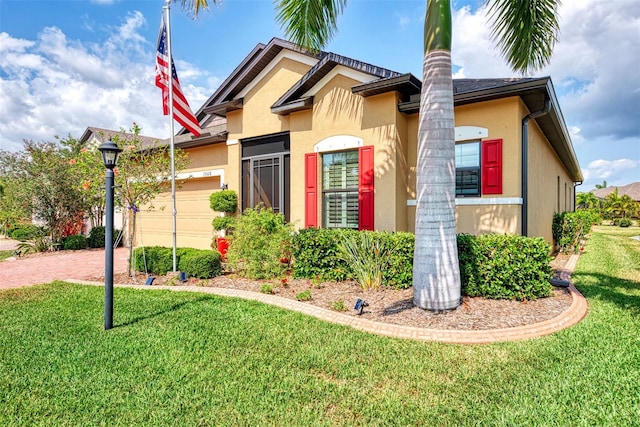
[{"left": 0, "top": 0, "right": 638, "bottom": 190}]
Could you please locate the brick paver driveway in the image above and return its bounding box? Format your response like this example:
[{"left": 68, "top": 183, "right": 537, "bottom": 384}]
[{"left": 0, "top": 246, "right": 128, "bottom": 290}]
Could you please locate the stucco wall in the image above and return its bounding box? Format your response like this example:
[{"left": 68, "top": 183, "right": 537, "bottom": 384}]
[
  {"left": 405, "top": 97, "right": 525, "bottom": 236},
  {"left": 134, "top": 144, "right": 227, "bottom": 250},
  {"left": 524, "top": 100, "right": 575, "bottom": 243}
]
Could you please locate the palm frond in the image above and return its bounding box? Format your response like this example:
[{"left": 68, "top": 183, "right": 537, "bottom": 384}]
[
  {"left": 275, "top": 0, "right": 347, "bottom": 52},
  {"left": 486, "top": 0, "right": 560, "bottom": 74},
  {"left": 178, "top": 0, "right": 215, "bottom": 18}
]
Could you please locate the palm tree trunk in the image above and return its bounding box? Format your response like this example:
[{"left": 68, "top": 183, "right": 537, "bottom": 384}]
[{"left": 413, "top": 0, "right": 460, "bottom": 311}]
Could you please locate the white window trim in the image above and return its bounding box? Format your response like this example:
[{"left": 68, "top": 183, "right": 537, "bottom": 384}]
[
  {"left": 456, "top": 126, "right": 488, "bottom": 141},
  {"left": 314, "top": 135, "right": 363, "bottom": 153}
]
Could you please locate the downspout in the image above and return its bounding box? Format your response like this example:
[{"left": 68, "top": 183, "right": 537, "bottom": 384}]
[
  {"left": 521, "top": 97, "right": 551, "bottom": 236},
  {"left": 573, "top": 181, "right": 583, "bottom": 211}
]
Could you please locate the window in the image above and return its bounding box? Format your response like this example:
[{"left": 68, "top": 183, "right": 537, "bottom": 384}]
[
  {"left": 322, "top": 151, "right": 359, "bottom": 228},
  {"left": 455, "top": 141, "right": 480, "bottom": 196}
]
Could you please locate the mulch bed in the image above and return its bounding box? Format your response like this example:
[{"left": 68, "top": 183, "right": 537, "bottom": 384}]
[{"left": 110, "top": 252, "right": 576, "bottom": 331}]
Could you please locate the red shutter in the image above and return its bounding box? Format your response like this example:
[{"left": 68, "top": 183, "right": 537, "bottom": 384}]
[
  {"left": 358, "top": 145, "right": 374, "bottom": 230},
  {"left": 481, "top": 139, "right": 503, "bottom": 195},
  {"left": 304, "top": 153, "right": 318, "bottom": 228}
]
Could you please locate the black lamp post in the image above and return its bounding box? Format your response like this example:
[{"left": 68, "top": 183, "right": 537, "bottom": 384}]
[{"left": 98, "top": 140, "right": 122, "bottom": 330}]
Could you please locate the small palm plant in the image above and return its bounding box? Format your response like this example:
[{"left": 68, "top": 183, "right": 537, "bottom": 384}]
[{"left": 337, "top": 231, "right": 387, "bottom": 291}]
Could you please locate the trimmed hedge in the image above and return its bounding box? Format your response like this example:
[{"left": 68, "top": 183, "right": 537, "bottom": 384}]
[
  {"left": 132, "top": 246, "right": 222, "bottom": 279},
  {"left": 291, "top": 228, "right": 414, "bottom": 289},
  {"left": 291, "top": 228, "right": 355, "bottom": 282},
  {"left": 62, "top": 234, "right": 88, "bottom": 250},
  {"left": 88, "top": 226, "right": 123, "bottom": 248},
  {"left": 553, "top": 210, "right": 599, "bottom": 253},
  {"left": 292, "top": 228, "right": 553, "bottom": 299},
  {"left": 457, "top": 233, "right": 553, "bottom": 300},
  {"left": 10, "top": 224, "right": 44, "bottom": 242}
]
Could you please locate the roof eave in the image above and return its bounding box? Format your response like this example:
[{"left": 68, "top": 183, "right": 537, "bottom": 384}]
[{"left": 271, "top": 97, "right": 314, "bottom": 115}]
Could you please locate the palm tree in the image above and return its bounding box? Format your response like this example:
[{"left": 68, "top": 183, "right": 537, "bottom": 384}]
[
  {"left": 576, "top": 192, "right": 601, "bottom": 210},
  {"left": 183, "top": 0, "right": 560, "bottom": 311}
]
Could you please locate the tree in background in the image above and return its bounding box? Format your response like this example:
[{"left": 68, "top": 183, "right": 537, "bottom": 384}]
[
  {"left": 576, "top": 192, "right": 601, "bottom": 210},
  {"left": 0, "top": 178, "right": 30, "bottom": 236},
  {"left": 183, "top": 0, "right": 560, "bottom": 311},
  {"left": 0, "top": 140, "right": 87, "bottom": 244},
  {"left": 604, "top": 189, "right": 639, "bottom": 221},
  {"left": 595, "top": 180, "right": 608, "bottom": 189}
]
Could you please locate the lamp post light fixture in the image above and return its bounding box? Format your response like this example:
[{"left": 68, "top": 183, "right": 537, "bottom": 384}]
[{"left": 98, "top": 140, "right": 122, "bottom": 330}]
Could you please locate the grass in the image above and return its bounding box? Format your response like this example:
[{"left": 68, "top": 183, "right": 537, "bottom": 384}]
[
  {"left": 0, "top": 249, "right": 14, "bottom": 261},
  {"left": 0, "top": 226, "right": 639, "bottom": 426}
]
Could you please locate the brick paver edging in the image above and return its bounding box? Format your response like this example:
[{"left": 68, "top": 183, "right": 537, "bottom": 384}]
[{"left": 69, "top": 254, "right": 587, "bottom": 345}]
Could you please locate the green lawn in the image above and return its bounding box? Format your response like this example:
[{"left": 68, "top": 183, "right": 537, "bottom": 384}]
[
  {"left": 0, "top": 249, "right": 14, "bottom": 261},
  {"left": 1, "top": 226, "right": 639, "bottom": 426}
]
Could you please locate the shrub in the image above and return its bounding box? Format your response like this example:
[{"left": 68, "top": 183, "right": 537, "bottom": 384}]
[
  {"left": 457, "top": 233, "right": 552, "bottom": 301},
  {"left": 380, "top": 232, "right": 414, "bottom": 289},
  {"left": 553, "top": 210, "right": 597, "bottom": 253},
  {"left": 291, "top": 228, "right": 354, "bottom": 281},
  {"left": 260, "top": 284, "right": 274, "bottom": 294},
  {"left": 88, "top": 226, "right": 123, "bottom": 248},
  {"left": 10, "top": 224, "right": 44, "bottom": 242},
  {"left": 179, "top": 250, "right": 222, "bottom": 279},
  {"left": 209, "top": 190, "right": 238, "bottom": 213},
  {"left": 292, "top": 228, "right": 414, "bottom": 289},
  {"left": 337, "top": 231, "right": 385, "bottom": 290},
  {"left": 15, "top": 235, "right": 55, "bottom": 256},
  {"left": 225, "top": 207, "right": 294, "bottom": 279},
  {"left": 295, "top": 290, "right": 312, "bottom": 301},
  {"left": 62, "top": 234, "right": 88, "bottom": 250},
  {"left": 132, "top": 246, "right": 222, "bottom": 278},
  {"left": 618, "top": 218, "right": 632, "bottom": 227},
  {"left": 212, "top": 216, "right": 236, "bottom": 233},
  {"left": 332, "top": 299, "right": 348, "bottom": 311}
]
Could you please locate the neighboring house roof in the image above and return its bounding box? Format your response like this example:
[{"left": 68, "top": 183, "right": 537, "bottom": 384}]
[
  {"left": 80, "top": 127, "right": 160, "bottom": 150},
  {"left": 592, "top": 182, "right": 640, "bottom": 201}
]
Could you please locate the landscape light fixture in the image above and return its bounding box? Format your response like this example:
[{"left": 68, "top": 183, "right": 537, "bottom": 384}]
[
  {"left": 98, "top": 139, "right": 122, "bottom": 330},
  {"left": 354, "top": 298, "right": 369, "bottom": 315}
]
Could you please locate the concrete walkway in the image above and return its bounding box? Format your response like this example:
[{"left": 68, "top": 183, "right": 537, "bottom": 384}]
[{"left": 1, "top": 244, "right": 587, "bottom": 344}]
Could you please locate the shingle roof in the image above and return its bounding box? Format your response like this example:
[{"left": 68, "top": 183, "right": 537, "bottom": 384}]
[
  {"left": 592, "top": 182, "right": 640, "bottom": 201},
  {"left": 79, "top": 127, "right": 160, "bottom": 150}
]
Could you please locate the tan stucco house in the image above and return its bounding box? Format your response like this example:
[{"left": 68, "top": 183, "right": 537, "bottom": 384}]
[{"left": 94, "top": 38, "right": 582, "bottom": 250}]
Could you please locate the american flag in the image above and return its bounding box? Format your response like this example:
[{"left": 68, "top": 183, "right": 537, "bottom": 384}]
[{"left": 155, "top": 16, "right": 201, "bottom": 137}]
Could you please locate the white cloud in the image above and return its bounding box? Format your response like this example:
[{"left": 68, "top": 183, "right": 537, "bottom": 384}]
[
  {"left": 0, "top": 12, "right": 218, "bottom": 152},
  {"left": 582, "top": 158, "right": 640, "bottom": 186}
]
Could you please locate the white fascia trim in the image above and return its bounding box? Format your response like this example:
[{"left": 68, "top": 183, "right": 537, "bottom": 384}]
[
  {"left": 314, "top": 135, "right": 363, "bottom": 153},
  {"left": 455, "top": 126, "right": 488, "bottom": 141},
  {"left": 302, "top": 65, "right": 378, "bottom": 98},
  {"left": 176, "top": 169, "right": 225, "bottom": 182},
  {"left": 234, "top": 50, "right": 319, "bottom": 99},
  {"left": 406, "top": 197, "right": 523, "bottom": 207}
]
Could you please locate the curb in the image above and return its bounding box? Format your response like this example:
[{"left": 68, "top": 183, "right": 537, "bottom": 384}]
[{"left": 68, "top": 254, "right": 588, "bottom": 345}]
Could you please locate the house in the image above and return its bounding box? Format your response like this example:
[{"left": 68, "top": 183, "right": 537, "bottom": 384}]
[
  {"left": 592, "top": 182, "right": 640, "bottom": 202},
  {"left": 125, "top": 37, "right": 582, "bottom": 250}
]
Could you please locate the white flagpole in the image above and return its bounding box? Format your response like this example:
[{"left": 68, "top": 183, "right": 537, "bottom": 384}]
[{"left": 163, "top": 0, "right": 178, "bottom": 273}]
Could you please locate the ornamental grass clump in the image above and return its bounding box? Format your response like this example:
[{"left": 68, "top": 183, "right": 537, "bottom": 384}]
[{"left": 337, "top": 231, "right": 387, "bottom": 291}]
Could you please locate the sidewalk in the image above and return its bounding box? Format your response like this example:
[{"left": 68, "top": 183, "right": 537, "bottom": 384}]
[{"left": 0, "top": 247, "right": 128, "bottom": 290}]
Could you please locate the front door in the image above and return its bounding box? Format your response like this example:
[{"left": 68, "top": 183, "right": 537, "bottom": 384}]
[{"left": 241, "top": 133, "right": 290, "bottom": 221}]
